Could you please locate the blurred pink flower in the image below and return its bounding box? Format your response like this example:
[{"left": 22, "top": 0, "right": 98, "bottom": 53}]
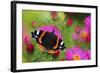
[
  {"left": 72, "top": 25, "right": 81, "bottom": 40},
  {"left": 32, "top": 21, "right": 37, "bottom": 26},
  {"left": 24, "top": 35, "right": 31, "bottom": 45},
  {"left": 66, "top": 47, "right": 90, "bottom": 60},
  {"left": 72, "top": 32, "right": 79, "bottom": 40},
  {"left": 23, "top": 35, "right": 34, "bottom": 53},
  {"left": 79, "top": 28, "right": 91, "bottom": 43},
  {"left": 84, "top": 16, "right": 91, "bottom": 31},
  {"left": 85, "top": 50, "right": 91, "bottom": 59},
  {"left": 72, "top": 26, "right": 91, "bottom": 43},
  {"left": 38, "top": 25, "right": 62, "bottom": 39}
]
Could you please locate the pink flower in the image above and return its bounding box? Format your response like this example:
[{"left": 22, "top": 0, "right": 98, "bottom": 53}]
[
  {"left": 32, "top": 21, "right": 37, "bottom": 26},
  {"left": 85, "top": 50, "right": 91, "bottom": 59},
  {"left": 84, "top": 16, "right": 91, "bottom": 31},
  {"left": 72, "top": 27, "right": 91, "bottom": 43},
  {"left": 24, "top": 35, "right": 31, "bottom": 45},
  {"left": 72, "top": 32, "right": 79, "bottom": 40},
  {"left": 38, "top": 25, "right": 62, "bottom": 39},
  {"left": 23, "top": 35, "right": 34, "bottom": 53},
  {"left": 79, "top": 28, "right": 91, "bottom": 43},
  {"left": 66, "top": 47, "right": 90, "bottom": 60},
  {"left": 72, "top": 25, "right": 81, "bottom": 40}
]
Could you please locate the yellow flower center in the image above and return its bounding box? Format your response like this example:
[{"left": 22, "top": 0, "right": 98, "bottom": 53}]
[{"left": 73, "top": 55, "right": 81, "bottom": 60}]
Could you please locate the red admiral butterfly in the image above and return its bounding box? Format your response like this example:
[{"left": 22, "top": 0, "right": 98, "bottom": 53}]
[{"left": 31, "top": 30, "right": 66, "bottom": 54}]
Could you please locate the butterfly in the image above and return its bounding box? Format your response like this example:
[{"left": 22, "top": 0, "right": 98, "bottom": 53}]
[{"left": 31, "top": 30, "right": 66, "bottom": 54}]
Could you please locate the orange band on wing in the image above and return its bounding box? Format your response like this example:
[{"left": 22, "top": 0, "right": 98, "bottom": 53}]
[
  {"left": 38, "top": 44, "right": 45, "bottom": 52},
  {"left": 53, "top": 36, "right": 59, "bottom": 49},
  {"left": 38, "top": 31, "right": 46, "bottom": 44},
  {"left": 38, "top": 44, "right": 56, "bottom": 54},
  {"left": 48, "top": 50, "right": 56, "bottom": 54}
]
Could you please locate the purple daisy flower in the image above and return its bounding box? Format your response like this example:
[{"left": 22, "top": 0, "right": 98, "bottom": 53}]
[
  {"left": 38, "top": 25, "right": 62, "bottom": 39},
  {"left": 66, "top": 47, "right": 90, "bottom": 60},
  {"left": 85, "top": 50, "right": 91, "bottom": 59}
]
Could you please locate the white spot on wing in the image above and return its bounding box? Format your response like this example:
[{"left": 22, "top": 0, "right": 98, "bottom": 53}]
[
  {"left": 60, "top": 41, "right": 64, "bottom": 45},
  {"left": 37, "top": 30, "right": 40, "bottom": 35},
  {"left": 59, "top": 46, "right": 62, "bottom": 48}
]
